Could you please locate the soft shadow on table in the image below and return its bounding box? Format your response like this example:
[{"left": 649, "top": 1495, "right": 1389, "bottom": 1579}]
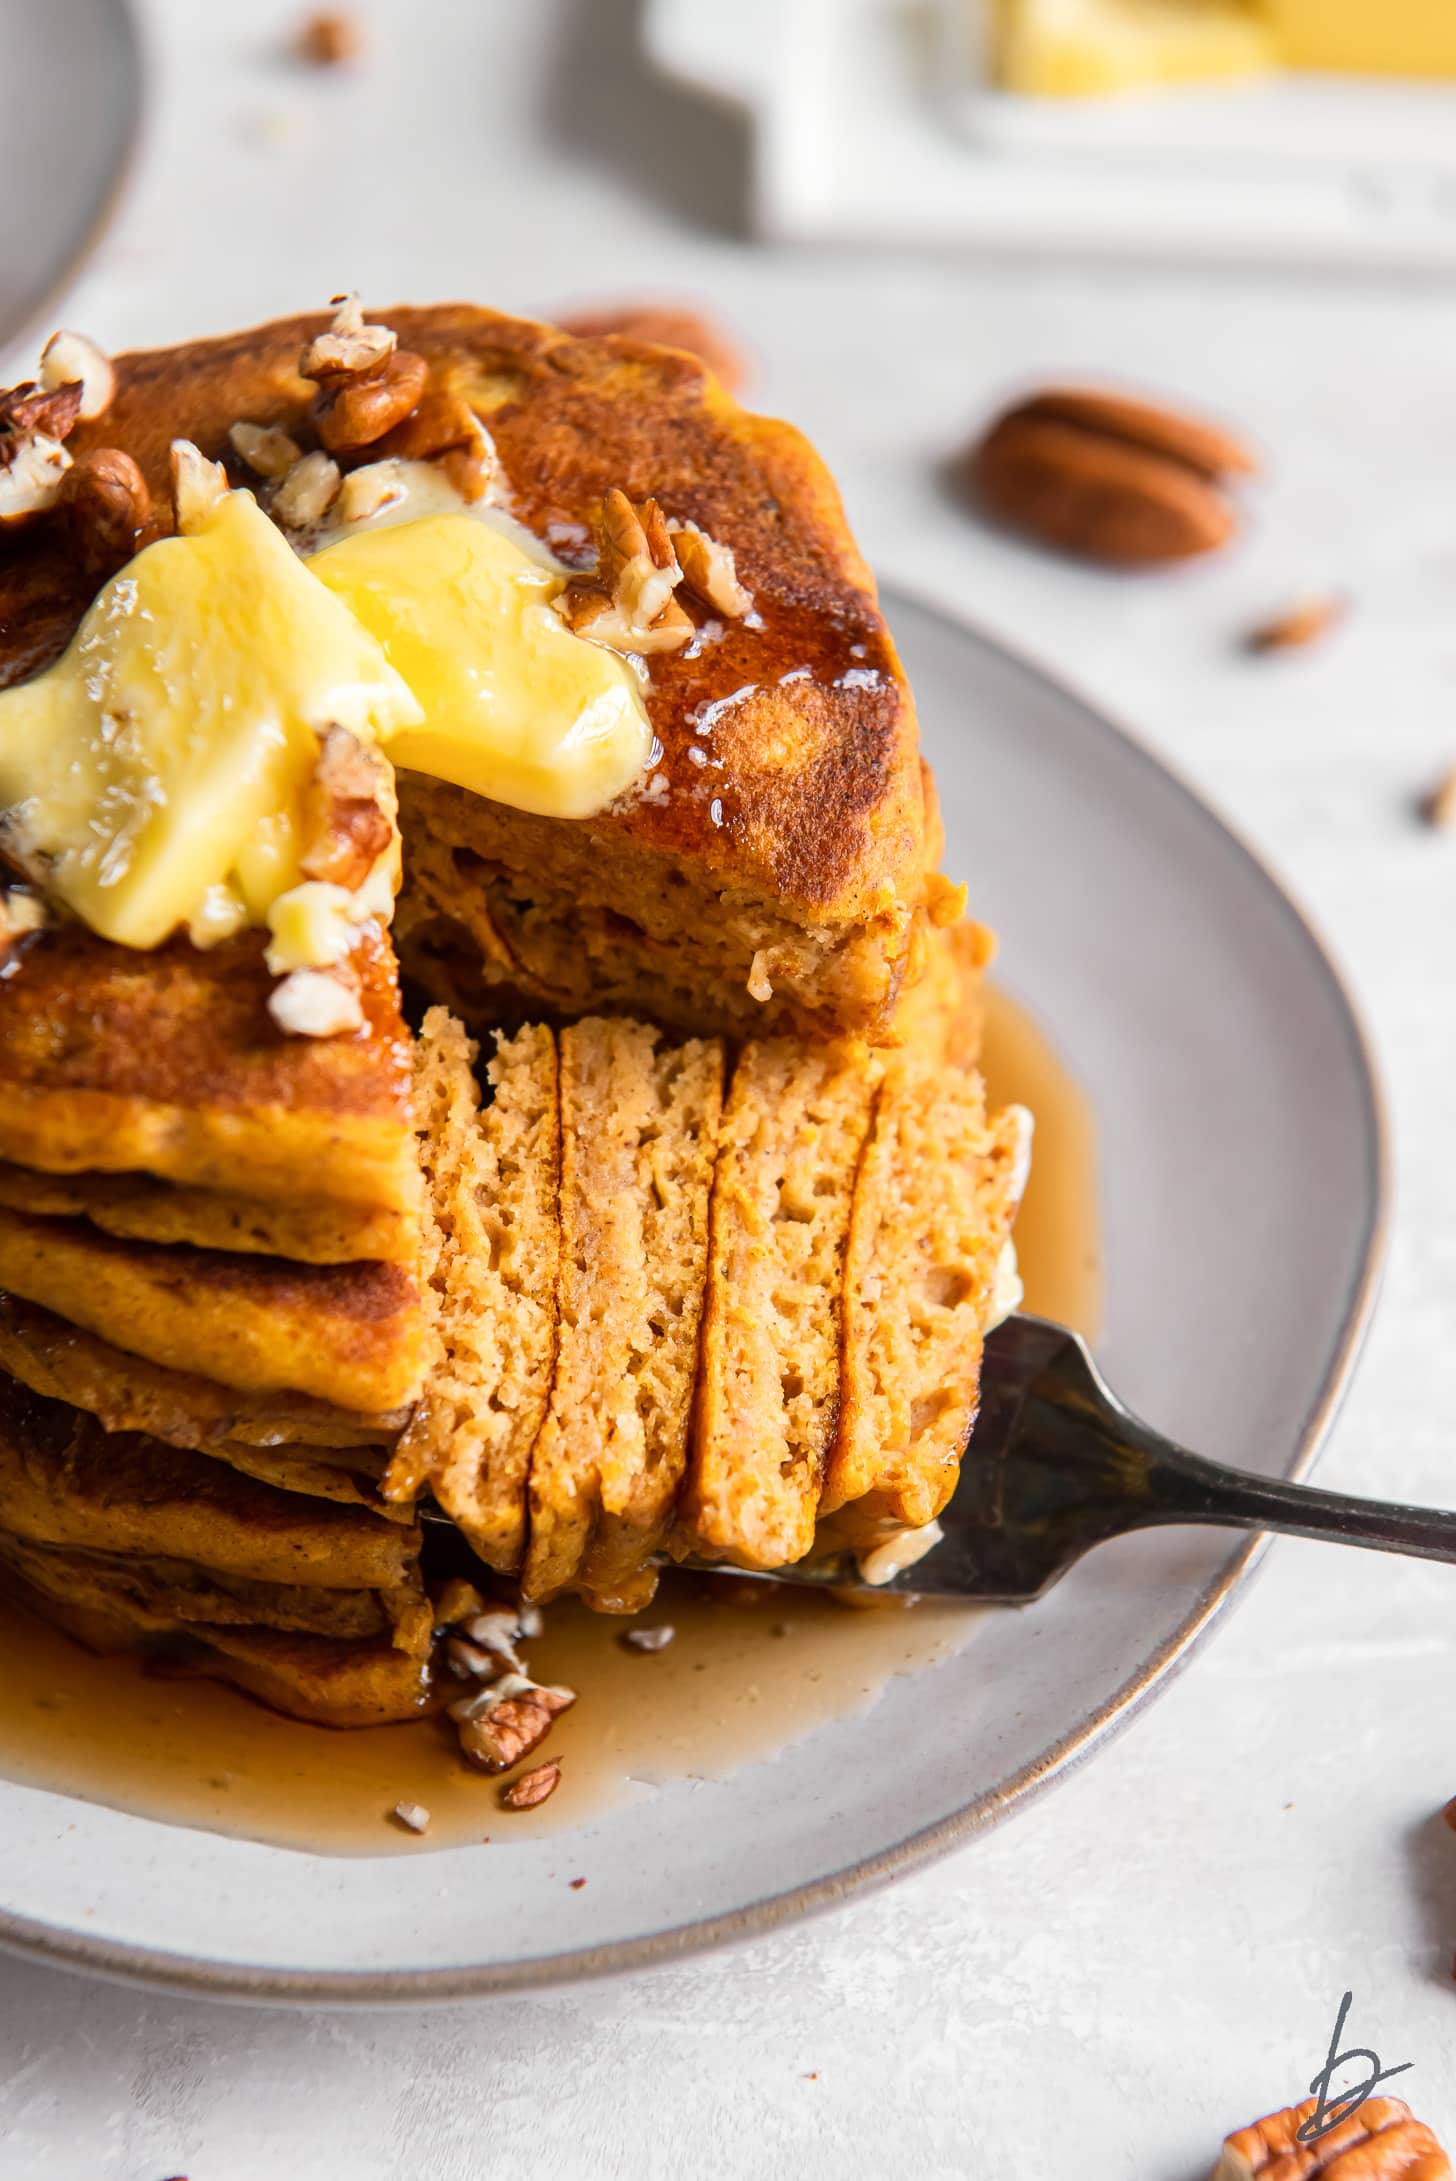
[
  {"left": 1404, "top": 1809, "right": 1456, "bottom": 1993},
  {"left": 542, "top": 0, "right": 750, "bottom": 236}
]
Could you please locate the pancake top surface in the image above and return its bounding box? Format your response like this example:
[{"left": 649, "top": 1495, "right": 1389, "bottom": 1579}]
[{"left": 0, "top": 304, "right": 926, "bottom": 922}]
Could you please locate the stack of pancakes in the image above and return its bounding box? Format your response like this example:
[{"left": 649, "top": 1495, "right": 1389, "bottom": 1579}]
[{"left": 0, "top": 305, "right": 1031, "bottom": 1731}]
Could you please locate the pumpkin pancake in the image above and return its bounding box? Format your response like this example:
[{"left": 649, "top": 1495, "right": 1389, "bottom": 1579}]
[
  {"left": 0, "top": 923, "right": 420, "bottom": 1216},
  {"left": 2, "top": 304, "right": 936, "bottom": 1045},
  {"left": 0, "top": 1294, "right": 405, "bottom": 1453},
  {"left": 0, "top": 1162, "right": 414, "bottom": 1266},
  {"left": 0, "top": 1211, "right": 428, "bottom": 1410},
  {"left": 1, "top": 1559, "right": 434, "bottom": 1727}
]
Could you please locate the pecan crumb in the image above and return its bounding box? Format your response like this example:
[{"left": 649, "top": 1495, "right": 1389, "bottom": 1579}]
[
  {"left": 1422, "top": 769, "right": 1456, "bottom": 831},
  {"left": 1213, "top": 2096, "right": 1451, "bottom": 2181},
  {"left": 621, "top": 1625, "right": 675, "bottom": 1653},
  {"left": 568, "top": 1876, "right": 587, "bottom": 1890},
  {"left": 502, "top": 1762, "right": 561, "bottom": 1811},
  {"left": 1246, "top": 595, "right": 1346, "bottom": 654},
  {"left": 296, "top": 10, "right": 363, "bottom": 64},
  {"left": 391, "top": 1799, "right": 430, "bottom": 1835},
  {"left": 268, "top": 967, "right": 364, "bottom": 1039}
]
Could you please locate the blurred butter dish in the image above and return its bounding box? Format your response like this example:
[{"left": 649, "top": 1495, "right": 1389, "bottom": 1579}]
[{"left": 645, "top": 0, "right": 1456, "bottom": 269}]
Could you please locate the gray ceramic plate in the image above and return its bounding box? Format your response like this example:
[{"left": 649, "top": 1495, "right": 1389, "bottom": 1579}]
[
  {"left": 0, "top": 0, "right": 140, "bottom": 359},
  {"left": 0, "top": 591, "right": 1386, "bottom": 2000}
]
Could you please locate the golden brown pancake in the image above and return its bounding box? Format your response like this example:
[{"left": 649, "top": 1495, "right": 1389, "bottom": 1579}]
[
  {"left": 0, "top": 1210, "right": 428, "bottom": 1411},
  {"left": 2, "top": 1561, "right": 434, "bottom": 1727},
  {"left": 0, "top": 925, "right": 421, "bottom": 1213},
  {"left": 1, "top": 304, "right": 934, "bottom": 1045},
  {"left": 0, "top": 1162, "right": 414, "bottom": 1266},
  {"left": 0, "top": 1373, "right": 420, "bottom": 1594},
  {"left": 0, "top": 1293, "right": 406, "bottom": 1453}
]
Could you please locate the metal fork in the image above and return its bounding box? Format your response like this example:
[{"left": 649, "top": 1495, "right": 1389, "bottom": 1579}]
[{"left": 725, "top": 1314, "right": 1456, "bottom": 1601}]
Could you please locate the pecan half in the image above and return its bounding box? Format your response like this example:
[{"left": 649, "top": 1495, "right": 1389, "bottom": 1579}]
[
  {"left": 501, "top": 1762, "right": 561, "bottom": 1811},
  {"left": 59, "top": 449, "right": 154, "bottom": 580},
  {"left": 1213, "top": 2097, "right": 1451, "bottom": 2181},
  {"left": 967, "top": 383, "right": 1254, "bottom": 567},
  {"left": 299, "top": 294, "right": 395, "bottom": 383},
  {"left": 1246, "top": 595, "right": 1346, "bottom": 654},
  {"left": 449, "top": 1677, "right": 575, "bottom": 1773},
  {"left": 316, "top": 350, "right": 429, "bottom": 456}
]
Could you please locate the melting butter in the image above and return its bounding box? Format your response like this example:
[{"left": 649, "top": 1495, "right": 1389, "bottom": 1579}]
[
  {"left": 0, "top": 480, "right": 653, "bottom": 952},
  {"left": 310, "top": 513, "right": 652, "bottom": 822},
  {"left": 0, "top": 489, "right": 420, "bottom": 950}
]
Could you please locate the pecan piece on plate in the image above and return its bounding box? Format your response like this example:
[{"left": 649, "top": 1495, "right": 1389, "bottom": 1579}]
[
  {"left": 501, "top": 1761, "right": 561, "bottom": 1811},
  {"left": 1212, "top": 2096, "right": 1451, "bottom": 2181},
  {"left": 965, "top": 382, "right": 1256, "bottom": 568}
]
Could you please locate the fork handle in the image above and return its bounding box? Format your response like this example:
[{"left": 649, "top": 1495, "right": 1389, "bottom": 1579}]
[{"left": 1125, "top": 1432, "right": 1456, "bottom": 1566}]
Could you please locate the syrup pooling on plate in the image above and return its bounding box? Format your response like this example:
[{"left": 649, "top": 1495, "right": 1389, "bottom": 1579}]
[{"left": 0, "top": 989, "right": 1097, "bottom": 1855}]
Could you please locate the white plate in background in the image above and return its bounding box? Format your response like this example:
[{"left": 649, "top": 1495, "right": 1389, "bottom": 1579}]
[
  {"left": 0, "top": 0, "right": 142, "bottom": 362},
  {"left": 0, "top": 590, "right": 1386, "bottom": 2000}
]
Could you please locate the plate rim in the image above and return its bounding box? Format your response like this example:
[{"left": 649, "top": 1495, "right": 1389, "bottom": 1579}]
[{"left": 0, "top": 585, "right": 1391, "bottom": 2004}]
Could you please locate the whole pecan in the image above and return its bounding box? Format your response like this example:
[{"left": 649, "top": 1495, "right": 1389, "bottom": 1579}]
[
  {"left": 316, "top": 350, "right": 429, "bottom": 456},
  {"left": 1213, "top": 2096, "right": 1451, "bottom": 2181},
  {"left": 59, "top": 449, "right": 154, "bottom": 580},
  {"left": 966, "top": 383, "right": 1256, "bottom": 568}
]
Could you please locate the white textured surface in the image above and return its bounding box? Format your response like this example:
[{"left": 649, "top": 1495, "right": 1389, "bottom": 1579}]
[{"left": 4, "top": 2, "right": 1456, "bottom": 2172}]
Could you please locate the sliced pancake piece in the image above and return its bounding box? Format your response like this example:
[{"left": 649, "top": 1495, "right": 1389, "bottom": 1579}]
[
  {"left": 1, "top": 1562, "right": 433, "bottom": 1727},
  {"left": 0, "top": 1211, "right": 428, "bottom": 1410},
  {"left": 0, "top": 1162, "right": 414, "bottom": 1265},
  {"left": 673, "top": 1038, "right": 876, "bottom": 1571},
  {"left": 523, "top": 1019, "right": 722, "bottom": 1602},
  {"left": 0, "top": 1535, "right": 419, "bottom": 1646},
  {"left": 0, "top": 1375, "right": 421, "bottom": 1596},
  {"left": 0, "top": 924, "right": 421, "bottom": 1215},
  {"left": 576, "top": 1035, "right": 723, "bottom": 1613},
  {"left": 385, "top": 1010, "right": 558, "bottom": 1570},
  {"left": 0, "top": 1294, "right": 405, "bottom": 1452},
  {"left": 821, "top": 1058, "right": 1032, "bottom": 1537},
  {"left": 173, "top": 1438, "right": 406, "bottom": 1522}
]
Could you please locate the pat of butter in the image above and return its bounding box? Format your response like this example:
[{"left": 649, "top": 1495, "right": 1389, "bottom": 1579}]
[
  {"left": 0, "top": 488, "right": 421, "bottom": 950},
  {"left": 309, "top": 514, "right": 653, "bottom": 822},
  {"left": 991, "top": 0, "right": 1274, "bottom": 96},
  {"left": 1263, "top": 1, "right": 1456, "bottom": 77}
]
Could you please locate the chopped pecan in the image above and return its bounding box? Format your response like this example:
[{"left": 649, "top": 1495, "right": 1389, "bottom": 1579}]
[
  {"left": 448, "top": 1675, "right": 575, "bottom": 1773},
  {"left": 298, "top": 725, "right": 396, "bottom": 889},
  {"left": 296, "top": 10, "right": 363, "bottom": 64},
  {"left": 669, "top": 519, "right": 752, "bottom": 617},
  {"left": 1246, "top": 595, "right": 1346, "bottom": 654},
  {"left": 316, "top": 349, "right": 429, "bottom": 456},
  {"left": 229, "top": 420, "right": 302, "bottom": 480},
  {"left": 501, "top": 1762, "right": 561, "bottom": 1811},
  {"left": 271, "top": 449, "right": 342, "bottom": 530},
  {"left": 376, "top": 390, "right": 494, "bottom": 502},
  {"left": 0, "top": 888, "right": 46, "bottom": 960},
  {"left": 299, "top": 294, "right": 395, "bottom": 383},
  {"left": 169, "top": 440, "right": 228, "bottom": 533},
  {"left": 59, "top": 449, "right": 154, "bottom": 580},
  {"left": 391, "top": 1799, "right": 430, "bottom": 1834},
  {"left": 557, "top": 487, "right": 693, "bottom": 655},
  {"left": 39, "top": 330, "right": 115, "bottom": 422},
  {"left": 433, "top": 1579, "right": 488, "bottom": 1631},
  {"left": 0, "top": 380, "right": 83, "bottom": 445},
  {"left": 0, "top": 431, "right": 72, "bottom": 528},
  {"left": 1422, "top": 769, "right": 1456, "bottom": 831},
  {"left": 267, "top": 966, "right": 364, "bottom": 1039},
  {"left": 335, "top": 460, "right": 406, "bottom": 524},
  {"left": 1214, "top": 2098, "right": 1451, "bottom": 2181}
]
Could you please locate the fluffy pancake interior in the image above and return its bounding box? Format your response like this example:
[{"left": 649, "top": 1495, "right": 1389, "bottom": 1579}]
[{"left": 384, "top": 1008, "right": 559, "bottom": 1573}]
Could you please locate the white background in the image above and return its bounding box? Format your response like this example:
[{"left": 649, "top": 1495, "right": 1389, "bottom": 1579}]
[{"left": 3, "top": 3, "right": 1456, "bottom": 2174}]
